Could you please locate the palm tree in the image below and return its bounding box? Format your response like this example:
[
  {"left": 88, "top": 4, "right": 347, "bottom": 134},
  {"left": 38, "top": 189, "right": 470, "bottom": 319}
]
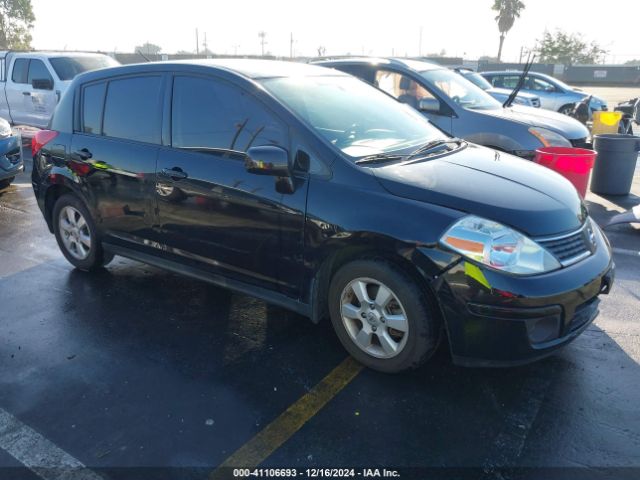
[{"left": 492, "top": 0, "right": 525, "bottom": 62}]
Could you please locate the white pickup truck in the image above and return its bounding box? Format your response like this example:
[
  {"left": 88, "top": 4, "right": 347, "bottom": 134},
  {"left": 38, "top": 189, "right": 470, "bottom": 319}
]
[{"left": 0, "top": 51, "right": 118, "bottom": 128}]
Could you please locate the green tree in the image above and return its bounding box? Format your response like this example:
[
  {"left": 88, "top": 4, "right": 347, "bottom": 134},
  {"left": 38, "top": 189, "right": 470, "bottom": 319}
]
[
  {"left": 535, "top": 30, "right": 607, "bottom": 65},
  {"left": 135, "top": 42, "right": 162, "bottom": 56},
  {"left": 0, "top": 0, "right": 35, "bottom": 50},
  {"left": 492, "top": 0, "right": 525, "bottom": 62}
]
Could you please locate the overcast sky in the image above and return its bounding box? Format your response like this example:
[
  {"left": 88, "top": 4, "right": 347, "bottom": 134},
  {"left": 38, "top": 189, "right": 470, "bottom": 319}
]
[{"left": 30, "top": 0, "right": 640, "bottom": 63}]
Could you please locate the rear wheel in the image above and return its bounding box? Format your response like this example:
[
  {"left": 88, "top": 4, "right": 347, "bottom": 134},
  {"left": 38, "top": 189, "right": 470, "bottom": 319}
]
[
  {"left": 328, "top": 259, "right": 441, "bottom": 373},
  {"left": 53, "top": 194, "right": 113, "bottom": 271}
]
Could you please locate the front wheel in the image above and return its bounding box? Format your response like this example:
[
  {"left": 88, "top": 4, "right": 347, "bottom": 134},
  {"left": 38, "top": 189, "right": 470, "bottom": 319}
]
[
  {"left": 53, "top": 194, "right": 113, "bottom": 271},
  {"left": 558, "top": 104, "right": 575, "bottom": 115},
  {"left": 328, "top": 259, "right": 441, "bottom": 373}
]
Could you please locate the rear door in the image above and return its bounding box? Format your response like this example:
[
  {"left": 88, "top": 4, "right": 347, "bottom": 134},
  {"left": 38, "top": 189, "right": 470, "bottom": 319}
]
[
  {"left": 155, "top": 74, "right": 308, "bottom": 296},
  {"left": 70, "top": 74, "right": 165, "bottom": 244}
]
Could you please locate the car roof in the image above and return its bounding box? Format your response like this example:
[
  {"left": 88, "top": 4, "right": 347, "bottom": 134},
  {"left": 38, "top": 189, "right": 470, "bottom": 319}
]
[
  {"left": 80, "top": 58, "right": 347, "bottom": 82},
  {"left": 0, "top": 51, "right": 112, "bottom": 59},
  {"left": 316, "top": 57, "right": 444, "bottom": 72}
]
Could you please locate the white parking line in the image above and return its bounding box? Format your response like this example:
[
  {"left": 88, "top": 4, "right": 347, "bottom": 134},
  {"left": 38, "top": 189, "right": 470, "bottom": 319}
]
[
  {"left": 612, "top": 247, "right": 640, "bottom": 257},
  {"left": 0, "top": 408, "right": 104, "bottom": 480}
]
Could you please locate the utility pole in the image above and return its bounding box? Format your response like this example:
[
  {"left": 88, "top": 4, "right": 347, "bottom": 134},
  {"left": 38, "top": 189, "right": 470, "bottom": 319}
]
[
  {"left": 258, "top": 31, "right": 267, "bottom": 56},
  {"left": 203, "top": 32, "right": 208, "bottom": 53},
  {"left": 290, "top": 32, "right": 294, "bottom": 58},
  {"left": 196, "top": 28, "right": 199, "bottom": 55}
]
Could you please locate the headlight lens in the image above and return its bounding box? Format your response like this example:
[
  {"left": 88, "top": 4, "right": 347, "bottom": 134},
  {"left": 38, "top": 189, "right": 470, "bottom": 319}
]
[
  {"left": 0, "top": 118, "right": 11, "bottom": 138},
  {"left": 529, "top": 127, "right": 571, "bottom": 147},
  {"left": 440, "top": 215, "right": 561, "bottom": 275}
]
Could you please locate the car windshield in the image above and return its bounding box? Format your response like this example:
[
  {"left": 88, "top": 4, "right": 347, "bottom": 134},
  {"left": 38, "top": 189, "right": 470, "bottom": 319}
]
[
  {"left": 260, "top": 75, "right": 446, "bottom": 159},
  {"left": 421, "top": 69, "right": 501, "bottom": 110},
  {"left": 462, "top": 72, "right": 493, "bottom": 91},
  {"left": 50, "top": 56, "right": 119, "bottom": 81}
]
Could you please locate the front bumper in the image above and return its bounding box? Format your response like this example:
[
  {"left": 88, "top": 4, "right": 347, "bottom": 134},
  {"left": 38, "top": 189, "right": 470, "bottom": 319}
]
[
  {"left": 0, "top": 134, "right": 23, "bottom": 181},
  {"left": 433, "top": 225, "right": 614, "bottom": 367}
]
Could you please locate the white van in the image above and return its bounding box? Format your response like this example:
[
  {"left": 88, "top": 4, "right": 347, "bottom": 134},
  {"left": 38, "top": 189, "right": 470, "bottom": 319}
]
[{"left": 0, "top": 51, "right": 119, "bottom": 128}]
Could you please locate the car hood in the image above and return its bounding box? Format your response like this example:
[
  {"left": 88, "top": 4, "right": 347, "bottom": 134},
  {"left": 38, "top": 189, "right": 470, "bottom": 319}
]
[
  {"left": 478, "top": 105, "right": 589, "bottom": 139},
  {"left": 371, "top": 143, "right": 586, "bottom": 237}
]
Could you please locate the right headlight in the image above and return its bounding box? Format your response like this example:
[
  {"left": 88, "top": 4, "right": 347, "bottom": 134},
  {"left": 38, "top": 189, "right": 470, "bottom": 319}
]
[
  {"left": 439, "top": 215, "right": 561, "bottom": 275},
  {"left": 529, "top": 127, "right": 571, "bottom": 147}
]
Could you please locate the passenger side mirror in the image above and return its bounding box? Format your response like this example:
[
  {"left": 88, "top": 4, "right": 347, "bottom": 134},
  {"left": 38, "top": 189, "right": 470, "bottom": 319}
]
[
  {"left": 245, "top": 145, "right": 290, "bottom": 176},
  {"left": 418, "top": 98, "right": 441, "bottom": 113},
  {"left": 32, "top": 78, "right": 54, "bottom": 90}
]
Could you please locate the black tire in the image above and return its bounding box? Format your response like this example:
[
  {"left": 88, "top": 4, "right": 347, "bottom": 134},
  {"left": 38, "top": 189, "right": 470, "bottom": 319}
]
[
  {"left": 0, "top": 177, "right": 14, "bottom": 190},
  {"left": 328, "top": 259, "right": 441, "bottom": 373},
  {"left": 558, "top": 104, "right": 574, "bottom": 115},
  {"left": 52, "top": 194, "right": 113, "bottom": 271}
]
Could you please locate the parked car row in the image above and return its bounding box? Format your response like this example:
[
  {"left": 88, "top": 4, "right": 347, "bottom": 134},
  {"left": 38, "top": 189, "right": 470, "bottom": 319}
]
[{"left": 30, "top": 59, "right": 614, "bottom": 373}]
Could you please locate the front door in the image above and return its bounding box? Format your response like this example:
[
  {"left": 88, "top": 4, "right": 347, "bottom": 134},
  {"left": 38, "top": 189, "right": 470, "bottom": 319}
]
[
  {"left": 27, "top": 59, "right": 58, "bottom": 128},
  {"left": 155, "top": 75, "right": 307, "bottom": 296}
]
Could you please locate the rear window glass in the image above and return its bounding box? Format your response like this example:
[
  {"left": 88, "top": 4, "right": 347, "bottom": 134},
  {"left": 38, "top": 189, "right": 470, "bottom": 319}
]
[
  {"left": 82, "top": 82, "right": 107, "bottom": 134},
  {"left": 102, "top": 76, "right": 162, "bottom": 144},
  {"left": 11, "top": 59, "right": 29, "bottom": 84},
  {"left": 50, "top": 56, "right": 118, "bottom": 81}
]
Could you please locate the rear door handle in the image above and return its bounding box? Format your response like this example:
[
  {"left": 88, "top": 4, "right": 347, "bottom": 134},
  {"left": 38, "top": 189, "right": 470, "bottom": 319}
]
[{"left": 161, "top": 167, "right": 188, "bottom": 181}]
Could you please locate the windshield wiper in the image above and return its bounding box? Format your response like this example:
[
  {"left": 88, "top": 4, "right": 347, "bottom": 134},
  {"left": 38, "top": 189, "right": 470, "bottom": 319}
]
[
  {"left": 407, "top": 138, "right": 464, "bottom": 159},
  {"left": 355, "top": 153, "right": 405, "bottom": 165}
]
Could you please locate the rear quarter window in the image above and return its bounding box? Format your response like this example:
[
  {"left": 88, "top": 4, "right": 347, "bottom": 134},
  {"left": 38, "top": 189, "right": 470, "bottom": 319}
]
[
  {"left": 102, "top": 76, "right": 163, "bottom": 144},
  {"left": 82, "top": 82, "right": 107, "bottom": 134}
]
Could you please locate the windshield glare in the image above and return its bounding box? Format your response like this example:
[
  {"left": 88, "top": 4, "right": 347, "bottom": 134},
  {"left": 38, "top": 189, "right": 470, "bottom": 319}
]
[
  {"left": 50, "top": 56, "right": 119, "bottom": 81},
  {"left": 421, "top": 69, "right": 501, "bottom": 111},
  {"left": 260, "top": 75, "right": 446, "bottom": 159}
]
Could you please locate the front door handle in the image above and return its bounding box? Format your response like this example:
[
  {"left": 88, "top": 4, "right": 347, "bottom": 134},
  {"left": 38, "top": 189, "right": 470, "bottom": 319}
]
[
  {"left": 23, "top": 91, "right": 31, "bottom": 96},
  {"left": 161, "top": 167, "right": 188, "bottom": 181}
]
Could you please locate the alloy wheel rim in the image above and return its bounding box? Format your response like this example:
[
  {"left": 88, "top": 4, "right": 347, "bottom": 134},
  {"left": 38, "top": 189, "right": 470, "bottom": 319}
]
[
  {"left": 59, "top": 206, "right": 91, "bottom": 260},
  {"left": 340, "top": 277, "right": 409, "bottom": 359}
]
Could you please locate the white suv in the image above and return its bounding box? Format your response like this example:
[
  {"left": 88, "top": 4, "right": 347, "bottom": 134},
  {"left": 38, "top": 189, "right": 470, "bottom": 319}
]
[{"left": 0, "top": 51, "right": 119, "bottom": 128}]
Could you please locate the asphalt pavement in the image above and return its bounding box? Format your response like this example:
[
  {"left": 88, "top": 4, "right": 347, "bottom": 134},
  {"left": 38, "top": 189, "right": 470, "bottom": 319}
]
[{"left": 0, "top": 147, "right": 638, "bottom": 479}]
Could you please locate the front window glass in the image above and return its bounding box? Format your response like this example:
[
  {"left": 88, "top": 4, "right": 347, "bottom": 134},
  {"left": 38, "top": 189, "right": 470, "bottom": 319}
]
[
  {"left": 260, "top": 75, "right": 445, "bottom": 159},
  {"left": 27, "top": 59, "right": 53, "bottom": 84},
  {"left": 420, "top": 69, "right": 501, "bottom": 110},
  {"left": 171, "top": 76, "right": 285, "bottom": 152},
  {"left": 375, "top": 70, "right": 435, "bottom": 109},
  {"left": 50, "top": 56, "right": 118, "bottom": 81}
]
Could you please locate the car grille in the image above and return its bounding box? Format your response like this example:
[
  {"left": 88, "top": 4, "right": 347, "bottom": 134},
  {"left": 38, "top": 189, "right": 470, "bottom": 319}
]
[
  {"left": 531, "top": 98, "right": 541, "bottom": 108},
  {"left": 536, "top": 222, "right": 594, "bottom": 267}
]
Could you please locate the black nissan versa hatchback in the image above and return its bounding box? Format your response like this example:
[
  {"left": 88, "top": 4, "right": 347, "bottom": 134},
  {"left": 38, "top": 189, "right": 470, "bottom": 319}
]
[{"left": 31, "top": 60, "right": 614, "bottom": 372}]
